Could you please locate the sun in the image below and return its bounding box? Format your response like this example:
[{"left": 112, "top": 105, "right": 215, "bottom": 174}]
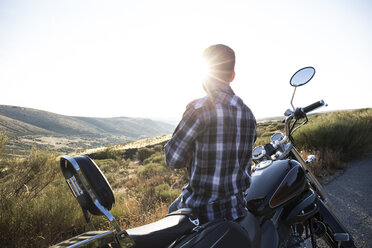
[{"left": 197, "top": 58, "right": 211, "bottom": 81}]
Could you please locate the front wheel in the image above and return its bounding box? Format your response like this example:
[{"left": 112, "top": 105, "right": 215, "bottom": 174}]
[
  {"left": 313, "top": 221, "right": 338, "bottom": 247},
  {"left": 316, "top": 200, "right": 356, "bottom": 248},
  {"left": 281, "top": 218, "right": 354, "bottom": 248}
]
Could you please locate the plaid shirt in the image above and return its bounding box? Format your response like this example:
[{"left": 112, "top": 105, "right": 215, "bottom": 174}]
[{"left": 165, "top": 82, "right": 256, "bottom": 222}]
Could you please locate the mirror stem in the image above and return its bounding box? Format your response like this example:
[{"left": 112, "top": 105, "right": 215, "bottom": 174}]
[{"left": 290, "top": 87, "right": 297, "bottom": 110}]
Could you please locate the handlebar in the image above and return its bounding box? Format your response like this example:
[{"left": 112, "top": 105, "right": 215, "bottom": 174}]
[
  {"left": 284, "top": 99, "right": 326, "bottom": 138},
  {"left": 302, "top": 100, "right": 325, "bottom": 114},
  {"left": 254, "top": 98, "right": 326, "bottom": 164}
]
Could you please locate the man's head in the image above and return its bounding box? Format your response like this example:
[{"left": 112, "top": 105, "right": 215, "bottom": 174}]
[{"left": 203, "top": 44, "right": 235, "bottom": 84}]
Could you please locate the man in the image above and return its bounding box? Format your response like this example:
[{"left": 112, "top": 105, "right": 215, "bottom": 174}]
[{"left": 164, "top": 44, "right": 256, "bottom": 223}]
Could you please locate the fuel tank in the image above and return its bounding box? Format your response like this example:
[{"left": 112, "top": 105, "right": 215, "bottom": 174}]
[{"left": 245, "top": 159, "right": 306, "bottom": 216}]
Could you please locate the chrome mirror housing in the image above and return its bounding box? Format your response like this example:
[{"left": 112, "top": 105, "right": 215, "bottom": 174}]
[
  {"left": 270, "top": 132, "right": 285, "bottom": 144},
  {"left": 252, "top": 146, "right": 265, "bottom": 160}
]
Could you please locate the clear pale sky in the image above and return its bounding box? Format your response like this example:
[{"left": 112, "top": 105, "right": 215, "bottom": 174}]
[{"left": 1, "top": 0, "right": 371, "bottom": 123}]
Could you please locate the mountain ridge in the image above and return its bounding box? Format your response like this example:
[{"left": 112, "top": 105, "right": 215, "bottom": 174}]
[
  {"left": 0, "top": 105, "right": 174, "bottom": 139},
  {"left": 0, "top": 105, "right": 175, "bottom": 155}
]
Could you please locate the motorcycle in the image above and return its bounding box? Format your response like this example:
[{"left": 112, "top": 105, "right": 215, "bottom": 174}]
[
  {"left": 51, "top": 67, "right": 355, "bottom": 248},
  {"left": 244, "top": 66, "right": 355, "bottom": 248}
]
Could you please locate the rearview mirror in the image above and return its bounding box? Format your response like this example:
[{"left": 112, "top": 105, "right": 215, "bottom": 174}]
[{"left": 290, "top": 67, "right": 315, "bottom": 87}]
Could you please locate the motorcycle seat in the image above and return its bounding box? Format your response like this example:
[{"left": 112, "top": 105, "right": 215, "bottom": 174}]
[
  {"left": 237, "top": 211, "right": 261, "bottom": 248},
  {"left": 126, "top": 208, "right": 197, "bottom": 248}
]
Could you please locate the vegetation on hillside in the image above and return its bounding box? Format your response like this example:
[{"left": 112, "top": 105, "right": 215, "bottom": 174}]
[
  {"left": 0, "top": 131, "right": 6, "bottom": 157},
  {"left": 0, "top": 109, "right": 371, "bottom": 247},
  {"left": 0, "top": 133, "right": 186, "bottom": 247},
  {"left": 292, "top": 108, "right": 372, "bottom": 177},
  {"left": 0, "top": 105, "right": 174, "bottom": 138},
  {"left": 0, "top": 105, "right": 175, "bottom": 156},
  {"left": 0, "top": 143, "right": 66, "bottom": 247},
  {"left": 294, "top": 109, "right": 372, "bottom": 158}
]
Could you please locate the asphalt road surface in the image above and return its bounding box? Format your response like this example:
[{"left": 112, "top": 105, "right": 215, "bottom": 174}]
[{"left": 322, "top": 154, "right": 372, "bottom": 248}]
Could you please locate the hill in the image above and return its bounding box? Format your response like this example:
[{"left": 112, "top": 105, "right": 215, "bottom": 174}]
[{"left": 0, "top": 105, "right": 175, "bottom": 155}]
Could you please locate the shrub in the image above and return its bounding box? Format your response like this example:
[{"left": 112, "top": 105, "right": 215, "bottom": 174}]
[
  {"left": 293, "top": 109, "right": 372, "bottom": 160},
  {"left": 143, "top": 153, "right": 166, "bottom": 166},
  {"left": 129, "top": 182, "right": 179, "bottom": 214},
  {"left": 92, "top": 158, "right": 130, "bottom": 189},
  {"left": 3, "top": 109, "right": 369, "bottom": 247},
  {"left": 152, "top": 145, "right": 164, "bottom": 152},
  {"left": 94, "top": 158, "right": 129, "bottom": 173},
  {"left": 92, "top": 147, "right": 125, "bottom": 160},
  {"left": 136, "top": 148, "right": 156, "bottom": 163},
  {"left": 300, "top": 149, "right": 346, "bottom": 180},
  {"left": 254, "top": 109, "right": 372, "bottom": 178},
  {"left": 0, "top": 131, "right": 6, "bottom": 157},
  {"left": 0, "top": 148, "right": 59, "bottom": 200},
  {"left": 155, "top": 184, "right": 181, "bottom": 202},
  {"left": 137, "top": 163, "right": 168, "bottom": 179},
  {"left": 0, "top": 149, "right": 87, "bottom": 247}
]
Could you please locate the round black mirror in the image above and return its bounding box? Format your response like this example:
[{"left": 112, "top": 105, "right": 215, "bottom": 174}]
[{"left": 290, "top": 67, "right": 315, "bottom": 87}]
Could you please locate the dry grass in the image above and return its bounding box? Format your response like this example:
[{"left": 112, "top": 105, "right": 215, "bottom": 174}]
[
  {"left": 0, "top": 149, "right": 86, "bottom": 247},
  {"left": 256, "top": 109, "right": 372, "bottom": 178},
  {"left": 299, "top": 149, "right": 346, "bottom": 182},
  {"left": 1, "top": 109, "right": 371, "bottom": 247}
]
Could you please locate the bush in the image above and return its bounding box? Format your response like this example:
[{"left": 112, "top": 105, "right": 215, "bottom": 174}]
[
  {"left": 4, "top": 109, "right": 370, "bottom": 247},
  {"left": 254, "top": 109, "right": 372, "bottom": 178},
  {"left": 1, "top": 178, "right": 88, "bottom": 247},
  {"left": 0, "top": 131, "right": 6, "bottom": 157},
  {"left": 300, "top": 149, "right": 346, "bottom": 180},
  {"left": 294, "top": 109, "right": 372, "bottom": 160},
  {"left": 136, "top": 148, "right": 156, "bottom": 163},
  {"left": 143, "top": 153, "right": 166, "bottom": 166},
  {"left": 0, "top": 149, "right": 88, "bottom": 247},
  {"left": 0, "top": 138, "right": 176, "bottom": 247},
  {"left": 92, "top": 147, "right": 125, "bottom": 160},
  {"left": 152, "top": 145, "right": 164, "bottom": 152},
  {"left": 137, "top": 163, "right": 168, "bottom": 179},
  {"left": 0, "top": 148, "right": 59, "bottom": 200},
  {"left": 155, "top": 184, "right": 181, "bottom": 202},
  {"left": 94, "top": 158, "right": 129, "bottom": 174}
]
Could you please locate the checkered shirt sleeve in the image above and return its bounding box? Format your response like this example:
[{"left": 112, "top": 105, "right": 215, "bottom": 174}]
[{"left": 164, "top": 103, "right": 204, "bottom": 169}]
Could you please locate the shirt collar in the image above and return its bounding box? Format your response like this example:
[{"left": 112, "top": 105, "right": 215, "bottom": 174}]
[{"left": 203, "top": 80, "right": 235, "bottom": 97}]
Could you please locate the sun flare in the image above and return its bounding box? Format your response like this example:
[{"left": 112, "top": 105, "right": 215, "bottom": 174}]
[{"left": 197, "top": 58, "right": 211, "bottom": 81}]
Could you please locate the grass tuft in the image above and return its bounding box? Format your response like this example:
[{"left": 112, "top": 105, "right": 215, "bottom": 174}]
[{"left": 294, "top": 109, "right": 372, "bottom": 160}]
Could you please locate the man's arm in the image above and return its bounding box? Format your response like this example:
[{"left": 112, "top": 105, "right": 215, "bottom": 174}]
[{"left": 164, "top": 104, "right": 203, "bottom": 169}]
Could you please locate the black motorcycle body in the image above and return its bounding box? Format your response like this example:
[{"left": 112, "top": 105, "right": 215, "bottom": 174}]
[
  {"left": 245, "top": 156, "right": 355, "bottom": 247},
  {"left": 52, "top": 67, "right": 355, "bottom": 248},
  {"left": 246, "top": 159, "right": 306, "bottom": 216}
]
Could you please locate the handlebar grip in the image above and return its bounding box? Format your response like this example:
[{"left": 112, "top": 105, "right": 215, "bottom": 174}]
[{"left": 303, "top": 100, "right": 325, "bottom": 113}]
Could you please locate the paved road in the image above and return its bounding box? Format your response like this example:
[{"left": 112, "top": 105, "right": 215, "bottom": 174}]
[{"left": 322, "top": 154, "right": 372, "bottom": 248}]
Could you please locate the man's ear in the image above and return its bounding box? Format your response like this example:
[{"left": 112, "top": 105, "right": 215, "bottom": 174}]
[{"left": 230, "top": 71, "right": 235, "bottom": 82}]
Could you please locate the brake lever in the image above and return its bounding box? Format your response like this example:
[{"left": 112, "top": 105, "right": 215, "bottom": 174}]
[{"left": 291, "top": 115, "right": 308, "bottom": 135}]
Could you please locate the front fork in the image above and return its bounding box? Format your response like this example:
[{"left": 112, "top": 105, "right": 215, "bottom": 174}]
[
  {"left": 290, "top": 147, "right": 356, "bottom": 247},
  {"left": 290, "top": 146, "right": 327, "bottom": 201}
]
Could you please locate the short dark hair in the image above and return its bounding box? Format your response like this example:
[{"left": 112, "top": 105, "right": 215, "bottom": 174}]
[{"left": 203, "top": 44, "right": 235, "bottom": 82}]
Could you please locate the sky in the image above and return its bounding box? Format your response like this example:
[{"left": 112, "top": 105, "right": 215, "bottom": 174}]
[{"left": 0, "top": 0, "right": 371, "bottom": 123}]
